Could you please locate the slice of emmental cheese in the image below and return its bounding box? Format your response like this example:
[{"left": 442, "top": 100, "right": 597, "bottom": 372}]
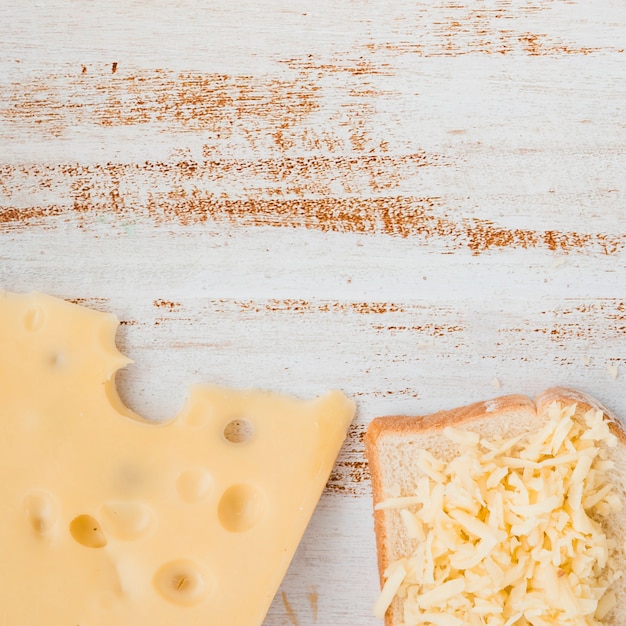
[{"left": 0, "top": 291, "right": 355, "bottom": 626}]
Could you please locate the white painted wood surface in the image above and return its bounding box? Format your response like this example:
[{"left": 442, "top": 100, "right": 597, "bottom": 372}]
[{"left": 1, "top": 1, "right": 626, "bottom": 624}]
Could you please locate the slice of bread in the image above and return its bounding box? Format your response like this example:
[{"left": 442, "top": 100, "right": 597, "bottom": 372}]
[{"left": 365, "top": 388, "right": 626, "bottom": 626}]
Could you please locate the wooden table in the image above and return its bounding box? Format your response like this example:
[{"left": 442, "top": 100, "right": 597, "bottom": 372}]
[{"left": 1, "top": 1, "right": 625, "bottom": 624}]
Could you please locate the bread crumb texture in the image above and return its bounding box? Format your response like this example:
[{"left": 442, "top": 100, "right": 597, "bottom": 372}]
[{"left": 374, "top": 402, "right": 623, "bottom": 625}]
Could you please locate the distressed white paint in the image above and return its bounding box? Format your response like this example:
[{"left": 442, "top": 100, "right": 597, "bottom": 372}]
[{"left": 1, "top": 1, "right": 626, "bottom": 624}]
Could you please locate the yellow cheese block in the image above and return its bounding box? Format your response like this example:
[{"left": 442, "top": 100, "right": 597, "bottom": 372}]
[{"left": 0, "top": 291, "right": 355, "bottom": 625}]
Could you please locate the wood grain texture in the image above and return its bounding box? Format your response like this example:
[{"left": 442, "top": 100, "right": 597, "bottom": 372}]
[{"left": 1, "top": 1, "right": 626, "bottom": 624}]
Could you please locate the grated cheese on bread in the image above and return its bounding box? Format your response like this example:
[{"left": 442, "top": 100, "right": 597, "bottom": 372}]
[{"left": 364, "top": 388, "right": 626, "bottom": 626}]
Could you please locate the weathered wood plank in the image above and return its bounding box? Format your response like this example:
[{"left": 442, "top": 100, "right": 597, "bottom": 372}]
[{"left": 1, "top": 1, "right": 625, "bottom": 623}]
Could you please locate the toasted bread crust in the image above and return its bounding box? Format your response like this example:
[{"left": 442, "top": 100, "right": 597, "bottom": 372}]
[{"left": 364, "top": 388, "right": 626, "bottom": 626}]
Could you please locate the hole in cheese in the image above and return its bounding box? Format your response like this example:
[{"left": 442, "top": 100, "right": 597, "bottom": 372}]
[
  {"left": 48, "top": 352, "right": 66, "bottom": 368},
  {"left": 217, "top": 483, "right": 265, "bottom": 532},
  {"left": 101, "top": 501, "right": 154, "bottom": 540},
  {"left": 176, "top": 467, "right": 213, "bottom": 503},
  {"left": 223, "top": 419, "right": 254, "bottom": 444},
  {"left": 23, "top": 491, "right": 58, "bottom": 535},
  {"left": 153, "top": 559, "right": 208, "bottom": 606},
  {"left": 23, "top": 307, "right": 45, "bottom": 332},
  {"left": 69, "top": 514, "right": 107, "bottom": 548}
]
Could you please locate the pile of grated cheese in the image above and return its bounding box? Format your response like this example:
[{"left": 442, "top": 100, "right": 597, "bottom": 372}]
[{"left": 374, "top": 402, "right": 624, "bottom": 626}]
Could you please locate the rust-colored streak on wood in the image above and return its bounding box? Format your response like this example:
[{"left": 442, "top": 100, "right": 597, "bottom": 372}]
[
  {"left": 153, "top": 316, "right": 193, "bottom": 327},
  {"left": 2, "top": 194, "right": 625, "bottom": 255},
  {"left": 498, "top": 300, "right": 626, "bottom": 352},
  {"left": 65, "top": 296, "right": 110, "bottom": 306},
  {"left": 465, "top": 220, "right": 625, "bottom": 255},
  {"left": 1, "top": 194, "right": 446, "bottom": 236},
  {"left": 360, "top": 2, "right": 623, "bottom": 58},
  {"left": 570, "top": 300, "right": 626, "bottom": 316},
  {"left": 547, "top": 301, "right": 626, "bottom": 339},
  {"left": 153, "top": 299, "right": 182, "bottom": 311},
  {"left": 326, "top": 424, "right": 369, "bottom": 497},
  {"left": 64, "top": 296, "right": 112, "bottom": 314},
  {"left": 280, "top": 55, "right": 394, "bottom": 76},
  {"left": 0, "top": 69, "right": 322, "bottom": 136},
  {"left": 326, "top": 459, "right": 370, "bottom": 496},
  {"left": 350, "top": 302, "right": 405, "bottom": 315},
  {"left": 352, "top": 388, "right": 421, "bottom": 399},
  {"left": 237, "top": 299, "right": 311, "bottom": 314},
  {"left": 281, "top": 592, "right": 300, "bottom": 626},
  {"left": 517, "top": 33, "right": 601, "bottom": 57},
  {"left": 372, "top": 324, "right": 465, "bottom": 336},
  {"left": 542, "top": 322, "right": 612, "bottom": 341},
  {"left": 234, "top": 299, "right": 406, "bottom": 315},
  {"left": 308, "top": 589, "right": 319, "bottom": 623},
  {"left": 0, "top": 205, "right": 65, "bottom": 225},
  {"left": 374, "top": 35, "right": 614, "bottom": 58},
  {"left": 0, "top": 152, "right": 444, "bottom": 211}
]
